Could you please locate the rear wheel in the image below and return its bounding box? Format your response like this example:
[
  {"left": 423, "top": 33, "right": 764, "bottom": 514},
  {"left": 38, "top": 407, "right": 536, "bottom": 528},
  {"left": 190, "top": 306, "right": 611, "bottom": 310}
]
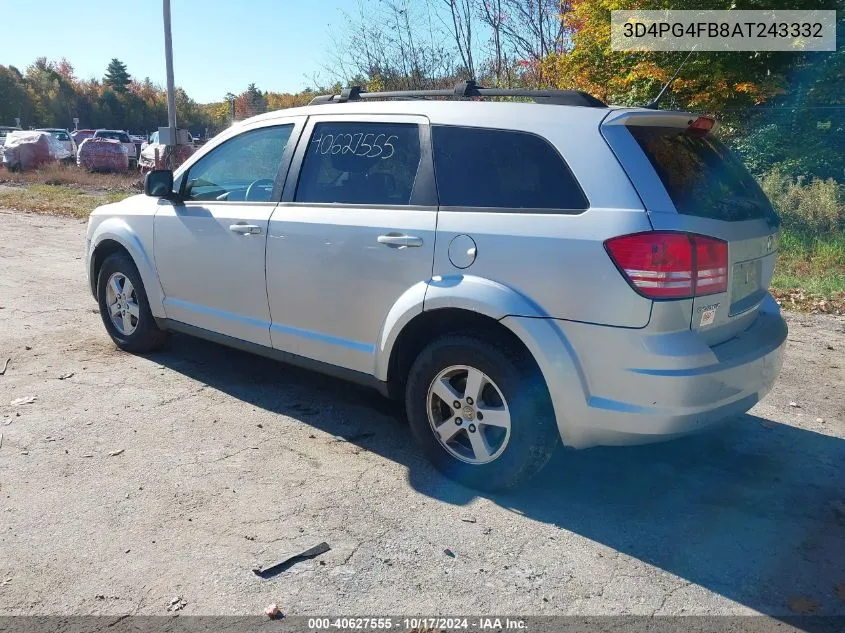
[
  {"left": 405, "top": 333, "right": 559, "bottom": 491},
  {"left": 97, "top": 252, "right": 167, "bottom": 353}
]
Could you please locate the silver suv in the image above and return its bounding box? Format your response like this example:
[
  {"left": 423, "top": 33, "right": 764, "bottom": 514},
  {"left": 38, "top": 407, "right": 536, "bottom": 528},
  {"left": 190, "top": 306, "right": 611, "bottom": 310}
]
[{"left": 85, "top": 83, "right": 787, "bottom": 491}]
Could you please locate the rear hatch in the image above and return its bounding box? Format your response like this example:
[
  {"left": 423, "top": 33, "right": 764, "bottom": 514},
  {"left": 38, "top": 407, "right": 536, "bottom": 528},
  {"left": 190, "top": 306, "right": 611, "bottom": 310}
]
[{"left": 602, "top": 110, "right": 781, "bottom": 345}]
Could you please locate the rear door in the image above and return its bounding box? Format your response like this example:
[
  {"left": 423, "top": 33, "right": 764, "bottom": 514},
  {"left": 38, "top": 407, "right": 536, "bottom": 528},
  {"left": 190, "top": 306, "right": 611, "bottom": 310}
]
[
  {"left": 603, "top": 111, "right": 780, "bottom": 345},
  {"left": 266, "top": 114, "right": 437, "bottom": 374}
]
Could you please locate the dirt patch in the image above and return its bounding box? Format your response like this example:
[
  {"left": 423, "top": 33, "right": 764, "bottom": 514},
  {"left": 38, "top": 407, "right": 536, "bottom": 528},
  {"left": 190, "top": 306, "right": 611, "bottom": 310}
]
[{"left": 0, "top": 209, "right": 843, "bottom": 617}]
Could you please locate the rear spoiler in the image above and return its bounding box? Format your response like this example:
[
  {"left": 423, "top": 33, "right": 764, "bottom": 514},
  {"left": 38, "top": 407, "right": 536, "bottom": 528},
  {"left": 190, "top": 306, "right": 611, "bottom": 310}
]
[{"left": 601, "top": 109, "right": 718, "bottom": 134}]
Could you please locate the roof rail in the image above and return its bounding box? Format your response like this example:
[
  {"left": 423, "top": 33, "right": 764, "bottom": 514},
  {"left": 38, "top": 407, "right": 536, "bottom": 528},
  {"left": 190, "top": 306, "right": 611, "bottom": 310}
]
[{"left": 309, "top": 80, "right": 606, "bottom": 108}]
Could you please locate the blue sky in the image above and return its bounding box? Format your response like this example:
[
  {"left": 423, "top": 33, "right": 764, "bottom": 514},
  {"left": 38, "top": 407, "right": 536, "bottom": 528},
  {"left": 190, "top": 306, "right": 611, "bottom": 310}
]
[{"left": 3, "top": 0, "right": 359, "bottom": 102}]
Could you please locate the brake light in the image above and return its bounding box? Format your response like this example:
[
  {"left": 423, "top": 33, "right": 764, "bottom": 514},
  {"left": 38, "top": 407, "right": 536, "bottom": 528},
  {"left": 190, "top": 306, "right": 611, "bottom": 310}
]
[
  {"left": 604, "top": 232, "right": 728, "bottom": 300},
  {"left": 688, "top": 116, "right": 715, "bottom": 136}
]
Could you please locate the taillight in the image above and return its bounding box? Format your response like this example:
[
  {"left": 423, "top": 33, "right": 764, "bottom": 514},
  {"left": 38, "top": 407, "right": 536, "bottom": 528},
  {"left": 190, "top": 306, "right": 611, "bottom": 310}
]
[
  {"left": 604, "top": 232, "right": 728, "bottom": 300},
  {"left": 687, "top": 116, "right": 715, "bottom": 137}
]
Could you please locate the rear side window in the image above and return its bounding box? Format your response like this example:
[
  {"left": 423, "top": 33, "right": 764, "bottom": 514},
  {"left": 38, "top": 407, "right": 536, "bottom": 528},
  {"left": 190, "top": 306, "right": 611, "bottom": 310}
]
[
  {"left": 628, "top": 126, "right": 776, "bottom": 221},
  {"left": 432, "top": 126, "right": 588, "bottom": 211},
  {"left": 295, "top": 122, "right": 421, "bottom": 205}
]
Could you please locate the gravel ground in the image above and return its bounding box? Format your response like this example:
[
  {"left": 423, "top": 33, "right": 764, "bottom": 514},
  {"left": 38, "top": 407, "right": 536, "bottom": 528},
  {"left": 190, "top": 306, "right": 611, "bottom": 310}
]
[{"left": 0, "top": 209, "right": 843, "bottom": 618}]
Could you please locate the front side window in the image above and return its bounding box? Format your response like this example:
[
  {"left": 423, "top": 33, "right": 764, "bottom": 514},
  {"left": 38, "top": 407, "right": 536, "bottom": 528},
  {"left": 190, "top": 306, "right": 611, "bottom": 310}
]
[
  {"left": 432, "top": 125, "right": 588, "bottom": 211},
  {"left": 183, "top": 124, "right": 293, "bottom": 202},
  {"left": 294, "top": 122, "right": 421, "bottom": 205}
]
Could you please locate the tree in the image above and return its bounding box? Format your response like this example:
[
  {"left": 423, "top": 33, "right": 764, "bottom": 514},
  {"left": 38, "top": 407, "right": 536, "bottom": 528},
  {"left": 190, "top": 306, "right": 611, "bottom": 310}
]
[
  {"left": 25, "top": 58, "right": 79, "bottom": 128},
  {"left": 234, "top": 83, "right": 267, "bottom": 120},
  {"left": 0, "top": 65, "right": 34, "bottom": 125},
  {"left": 540, "top": 0, "right": 798, "bottom": 109},
  {"left": 443, "top": 0, "right": 475, "bottom": 79},
  {"left": 328, "top": 0, "right": 458, "bottom": 91},
  {"left": 104, "top": 58, "right": 131, "bottom": 93},
  {"left": 499, "top": 0, "right": 571, "bottom": 85},
  {"left": 478, "top": 0, "right": 509, "bottom": 85},
  {"left": 731, "top": 18, "right": 845, "bottom": 180}
]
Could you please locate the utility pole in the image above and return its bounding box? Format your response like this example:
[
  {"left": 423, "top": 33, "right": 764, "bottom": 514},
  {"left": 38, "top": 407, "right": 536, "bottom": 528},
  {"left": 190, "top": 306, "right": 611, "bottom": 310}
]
[{"left": 163, "top": 0, "right": 178, "bottom": 169}]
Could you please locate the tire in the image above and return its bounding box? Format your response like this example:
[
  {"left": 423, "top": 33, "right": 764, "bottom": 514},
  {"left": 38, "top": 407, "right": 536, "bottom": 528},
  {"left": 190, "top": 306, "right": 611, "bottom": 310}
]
[
  {"left": 405, "top": 333, "right": 559, "bottom": 492},
  {"left": 97, "top": 252, "right": 168, "bottom": 353}
]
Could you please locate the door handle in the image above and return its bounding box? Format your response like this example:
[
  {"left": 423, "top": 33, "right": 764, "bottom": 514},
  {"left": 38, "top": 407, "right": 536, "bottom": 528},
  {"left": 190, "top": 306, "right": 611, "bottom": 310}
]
[
  {"left": 377, "top": 234, "right": 423, "bottom": 248},
  {"left": 229, "top": 224, "right": 262, "bottom": 235}
]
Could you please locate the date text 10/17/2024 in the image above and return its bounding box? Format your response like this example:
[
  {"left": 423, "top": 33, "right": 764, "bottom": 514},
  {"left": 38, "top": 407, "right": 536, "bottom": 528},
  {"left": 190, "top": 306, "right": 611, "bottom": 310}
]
[{"left": 306, "top": 617, "right": 528, "bottom": 630}]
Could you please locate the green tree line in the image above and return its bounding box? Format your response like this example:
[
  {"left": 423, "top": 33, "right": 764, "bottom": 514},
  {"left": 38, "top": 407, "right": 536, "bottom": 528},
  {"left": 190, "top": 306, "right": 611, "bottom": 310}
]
[{"left": 0, "top": 57, "right": 316, "bottom": 138}]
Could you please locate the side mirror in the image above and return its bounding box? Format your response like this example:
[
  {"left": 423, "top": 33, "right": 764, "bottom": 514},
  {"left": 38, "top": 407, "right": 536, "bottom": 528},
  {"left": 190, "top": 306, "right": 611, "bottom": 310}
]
[{"left": 145, "top": 169, "right": 174, "bottom": 198}]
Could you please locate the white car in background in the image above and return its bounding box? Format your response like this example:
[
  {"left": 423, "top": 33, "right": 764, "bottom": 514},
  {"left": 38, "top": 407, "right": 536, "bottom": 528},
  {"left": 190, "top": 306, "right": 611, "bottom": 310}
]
[
  {"left": 93, "top": 130, "right": 138, "bottom": 168},
  {"left": 36, "top": 128, "right": 78, "bottom": 159},
  {"left": 139, "top": 130, "right": 196, "bottom": 171},
  {"left": 0, "top": 125, "right": 22, "bottom": 143}
]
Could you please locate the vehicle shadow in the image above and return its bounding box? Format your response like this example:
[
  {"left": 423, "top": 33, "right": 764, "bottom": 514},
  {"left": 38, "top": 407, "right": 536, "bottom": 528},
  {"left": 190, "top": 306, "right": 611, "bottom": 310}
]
[{"left": 150, "top": 333, "right": 845, "bottom": 619}]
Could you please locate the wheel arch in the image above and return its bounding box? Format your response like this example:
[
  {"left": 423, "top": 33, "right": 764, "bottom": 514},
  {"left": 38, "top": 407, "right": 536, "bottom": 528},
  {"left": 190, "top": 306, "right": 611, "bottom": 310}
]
[
  {"left": 88, "top": 219, "right": 165, "bottom": 318},
  {"left": 378, "top": 275, "right": 549, "bottom": 392},
  {"left": 89, "top": 239, "right": 128, "bottom": 298},
  {"left": 390, "top": 308, "right": 539, "bottom": 397},
  {"left": 377, "top": 275, "right": 586, "bottom": 445}
]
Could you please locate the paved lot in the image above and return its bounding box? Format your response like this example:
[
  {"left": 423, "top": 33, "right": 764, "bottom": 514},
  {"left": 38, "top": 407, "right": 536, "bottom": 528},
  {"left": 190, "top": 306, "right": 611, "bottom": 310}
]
[{"left": 0, "top": 209, "right": 844, "bottom": 617}]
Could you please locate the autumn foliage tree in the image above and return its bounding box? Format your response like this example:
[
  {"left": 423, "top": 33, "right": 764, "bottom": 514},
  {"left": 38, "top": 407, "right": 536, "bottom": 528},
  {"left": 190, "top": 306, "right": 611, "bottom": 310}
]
[
  {"left": 542, "top": 0, "right": 799, "bottom": 111},
  {"left": 0, "top": 58, "right": 218, "bottom": 135}
]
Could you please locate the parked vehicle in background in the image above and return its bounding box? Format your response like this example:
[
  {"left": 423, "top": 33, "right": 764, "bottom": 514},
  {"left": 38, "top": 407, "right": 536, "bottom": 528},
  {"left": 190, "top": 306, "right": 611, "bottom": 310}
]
[
  {"left": 142, "top": 129, "right": 195, "bottom": 148},
  {"left": 138, "top": 129, "right": 195, "bottom": 172},
  {"left": 3, "top": 130, "right": 72, "bottom": 171},
  {"left": 93, "top": 130, "right": 137, "bottom": 168},
  {"left": 0, "top": 125, "right": 22, "bottom": 143},
  {"left": 72, "top": 129, "right": 95, "bottom": 146},
  {"left": 84, "top": 85, "right": 787, "bottom": 491},
  {"left": 0, "top": 125, "right": 21, "bottom": 163},
  {"left": 130, "top": 134, "right": 146, "bottom": 159},
  {"left": 77, "top": 137, "right": 129, "bottom": 173},
  {"left": 36, "top": 128, "right": 78, "bottom": 159}
]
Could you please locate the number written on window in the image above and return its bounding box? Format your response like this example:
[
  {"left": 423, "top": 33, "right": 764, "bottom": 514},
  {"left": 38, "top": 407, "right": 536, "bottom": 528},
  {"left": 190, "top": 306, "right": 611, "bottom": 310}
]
[
  {"left": 309, "top": 132, "right": 398, "bottom": 159},
  {"left": 295, "top": 122, "right": 421, "bottom": 206}
]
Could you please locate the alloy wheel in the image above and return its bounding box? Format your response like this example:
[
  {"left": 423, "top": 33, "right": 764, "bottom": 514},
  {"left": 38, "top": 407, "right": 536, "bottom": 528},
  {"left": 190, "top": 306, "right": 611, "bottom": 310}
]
[{"left": 426, "top": 364, "right": 512, "bottom": 465}]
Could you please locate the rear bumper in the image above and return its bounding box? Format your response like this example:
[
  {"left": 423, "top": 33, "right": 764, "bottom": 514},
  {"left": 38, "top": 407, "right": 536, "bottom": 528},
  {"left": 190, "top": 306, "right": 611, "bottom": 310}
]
[{"left": 503, "top": 294, "right": 787, "bottom": 449}]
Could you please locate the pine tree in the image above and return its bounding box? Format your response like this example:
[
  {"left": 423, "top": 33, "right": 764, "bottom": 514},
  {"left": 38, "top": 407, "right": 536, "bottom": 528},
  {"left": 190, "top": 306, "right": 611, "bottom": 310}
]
[{"left": 103, "top": 58, "right": 130, "bottom": 93}]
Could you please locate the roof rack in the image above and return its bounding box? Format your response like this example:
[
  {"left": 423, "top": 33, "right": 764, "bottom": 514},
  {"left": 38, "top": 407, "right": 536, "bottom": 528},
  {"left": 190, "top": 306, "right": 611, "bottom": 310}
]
[{"left": 309, "top": 80, "right": 606, "bottom": 108}]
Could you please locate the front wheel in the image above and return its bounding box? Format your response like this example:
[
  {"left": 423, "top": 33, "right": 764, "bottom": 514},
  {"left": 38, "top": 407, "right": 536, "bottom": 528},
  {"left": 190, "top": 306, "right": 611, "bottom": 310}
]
[
  {"left": 97, "top": 252, "right": 168, "bottom": 353},
  {"left": 405, "top": 333, "right": 559, "bottom": 491}
]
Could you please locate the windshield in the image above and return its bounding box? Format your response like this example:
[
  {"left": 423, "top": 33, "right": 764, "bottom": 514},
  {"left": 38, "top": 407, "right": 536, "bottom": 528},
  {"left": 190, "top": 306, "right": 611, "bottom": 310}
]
[
  {"left": 51, "top": 131, "right": 70, "bottom": 141},
  {"left": 628, "top": 125, "right": 777, "bottom": 222}
]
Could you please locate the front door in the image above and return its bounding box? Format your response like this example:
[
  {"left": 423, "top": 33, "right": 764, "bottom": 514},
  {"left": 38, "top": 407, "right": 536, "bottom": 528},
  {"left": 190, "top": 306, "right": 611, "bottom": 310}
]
[
  {"left": 154, "top": 119, "right": 303, "bottom": 346},
  {"left": 266, "top": 115, "right": 437, "bottom": 374}
]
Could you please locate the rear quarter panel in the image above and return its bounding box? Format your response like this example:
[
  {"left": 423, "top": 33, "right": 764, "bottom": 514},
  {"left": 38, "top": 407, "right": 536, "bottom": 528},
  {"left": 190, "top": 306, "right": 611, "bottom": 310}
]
[{"left": 427, "top": 105, "right": 654, "bottom": 328}]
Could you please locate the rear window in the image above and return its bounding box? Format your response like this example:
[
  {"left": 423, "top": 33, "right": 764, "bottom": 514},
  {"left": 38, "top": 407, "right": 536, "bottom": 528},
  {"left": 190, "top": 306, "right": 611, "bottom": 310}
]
[
  {"left": 97, "top": 131, "right": 131, "bottom": 143},
  {"left": 629, "top": 126, "right": 776, "bottom": 221},
  {"left": 432, "top": 126, "right": 588, "bottom": 211},
  {"left": 52, "top": 131, "right": 70, "bottom": 141}
]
